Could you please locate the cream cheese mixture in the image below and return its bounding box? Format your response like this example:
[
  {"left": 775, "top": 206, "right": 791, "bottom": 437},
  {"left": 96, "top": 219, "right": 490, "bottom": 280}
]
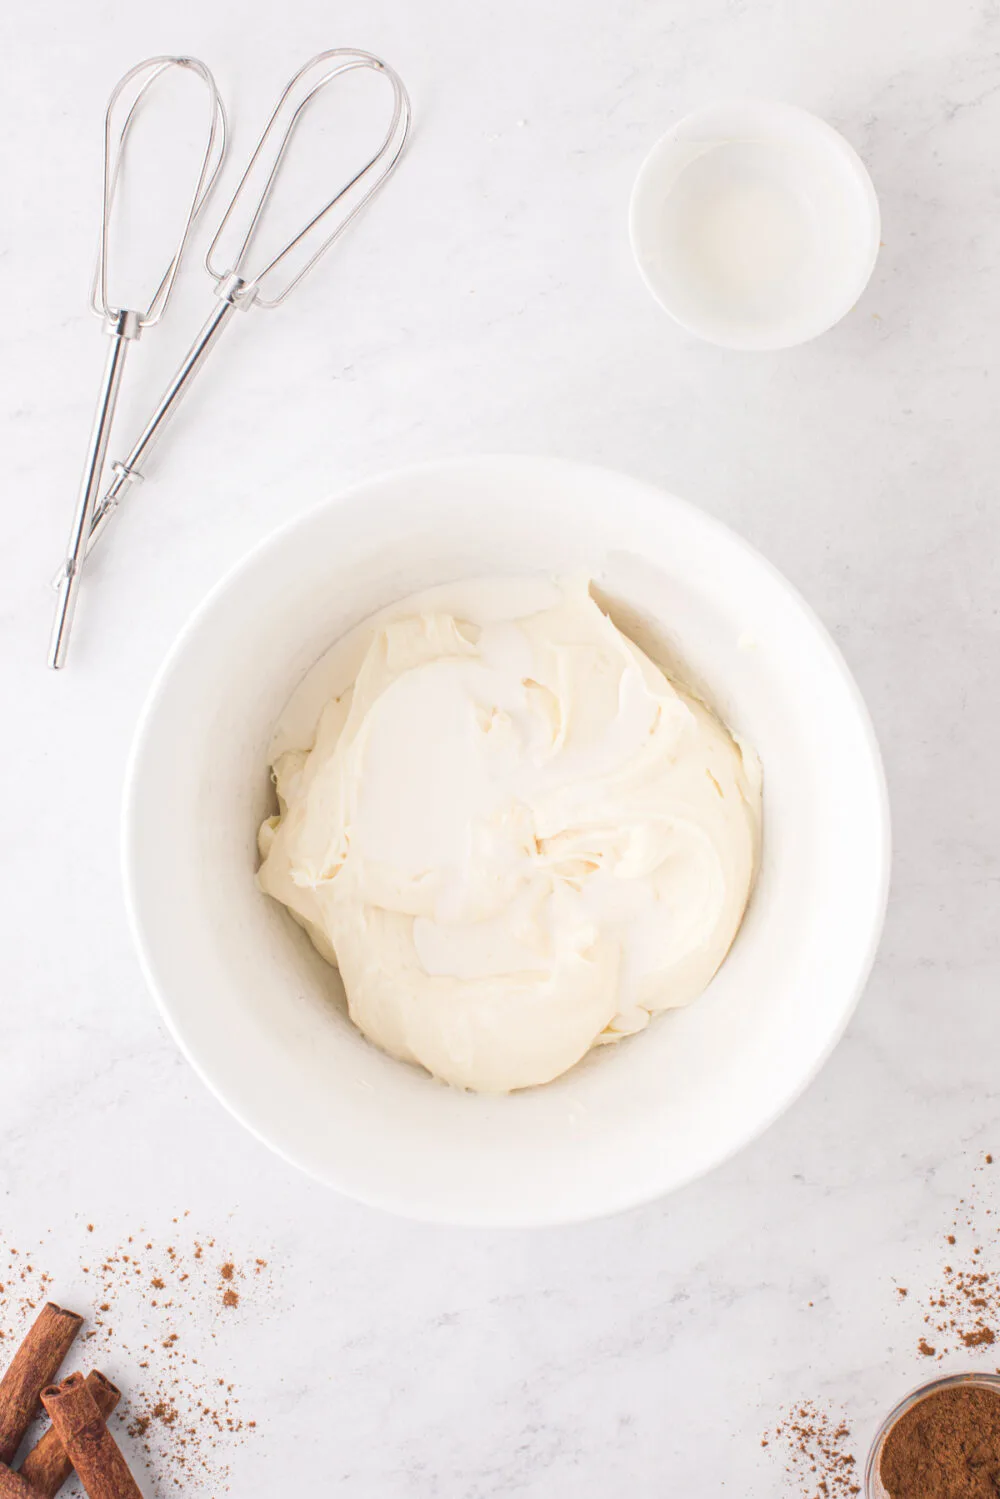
[{"left": 257, "top": 577, "right": 761, "bottom": 1092}]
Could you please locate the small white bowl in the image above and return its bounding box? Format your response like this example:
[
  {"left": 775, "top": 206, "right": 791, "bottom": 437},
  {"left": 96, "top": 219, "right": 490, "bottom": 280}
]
[
  {"left": 123, "top": 456, "right": 890, "bottom": 1225},
  {"left": 629, "top": 99, "right": 880, "bottom": 350}
]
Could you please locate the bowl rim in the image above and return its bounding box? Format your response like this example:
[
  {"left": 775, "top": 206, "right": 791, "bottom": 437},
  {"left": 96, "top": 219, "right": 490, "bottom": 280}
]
[
  {"left": 628, "top": 96, "right": 882, "bottom": 351},
  {"left": 121, "top": 452, "right": 892, "bottom": 1224}
]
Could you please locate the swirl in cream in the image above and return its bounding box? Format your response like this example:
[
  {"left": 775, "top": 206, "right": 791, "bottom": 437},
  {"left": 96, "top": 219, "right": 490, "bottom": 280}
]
[{"left": 258, "top": 578, "right": 761, "bottom": 1092}]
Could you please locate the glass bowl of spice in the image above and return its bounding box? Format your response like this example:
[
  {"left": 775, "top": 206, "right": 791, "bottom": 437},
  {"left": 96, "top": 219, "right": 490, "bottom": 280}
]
[{"left": 865, "top": 1372, "right": 1000, "bottom": 1498}]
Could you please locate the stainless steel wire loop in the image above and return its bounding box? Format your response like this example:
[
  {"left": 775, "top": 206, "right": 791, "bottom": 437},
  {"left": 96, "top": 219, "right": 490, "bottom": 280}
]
[
  {"left": 50, "top": 50, "right": 411, "bottom": 647},
  {"left": 93, "top": 55, "right": 227, "bottom": 327},
  {"left": 49, "top": 55, "right": 226, "bottom": 669},
  {"left": 206, "top": 49, "right": 410, "bottom": 309}
]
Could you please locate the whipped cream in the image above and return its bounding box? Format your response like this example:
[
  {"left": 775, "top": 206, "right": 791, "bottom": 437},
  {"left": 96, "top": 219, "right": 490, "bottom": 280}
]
[{"left": 257, "top": 578, "right": 761, "bottom": 1092}]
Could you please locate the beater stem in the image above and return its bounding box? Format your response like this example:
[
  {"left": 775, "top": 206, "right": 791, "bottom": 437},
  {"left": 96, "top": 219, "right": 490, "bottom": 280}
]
[{"left": 48, "top": 310, "right": 140, "bottom": 668}]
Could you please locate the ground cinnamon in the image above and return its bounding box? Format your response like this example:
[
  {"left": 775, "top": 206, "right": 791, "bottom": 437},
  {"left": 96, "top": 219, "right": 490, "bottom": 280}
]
[
  {"left": 763, "top": 1402, "right": 860, "bottom": 1495},
  {"left": 880, "top": 1384, "right": 1000, "bottom": 1499}
]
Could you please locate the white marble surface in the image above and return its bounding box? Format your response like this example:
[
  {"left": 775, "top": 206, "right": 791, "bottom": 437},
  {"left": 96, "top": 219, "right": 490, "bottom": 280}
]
[{"left": 2, "top": 0, "right": 1000, "bottom": 1493}]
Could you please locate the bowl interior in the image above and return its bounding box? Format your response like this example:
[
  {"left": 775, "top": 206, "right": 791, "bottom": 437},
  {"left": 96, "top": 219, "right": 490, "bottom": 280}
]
[
  {"left": 629, "top": 100, "right": 880, "bottom": 350},
  {"left": 124, "top": 455, "right": 888, "bottom": 1224}
]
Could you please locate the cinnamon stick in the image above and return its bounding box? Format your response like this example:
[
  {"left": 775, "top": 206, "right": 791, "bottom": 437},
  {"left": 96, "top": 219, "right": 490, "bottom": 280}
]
[
  {"left": 0, "top": 1465, "right": 42, "bottom": 1499},
  {"left": 20, "top": 1372, "right": 120, "bottom": 1498},
  {"left": 41, "top": 1375, "right": 141, "bottom": 1499},
  {"left": 0, "top": 1304, "right": 83, "bottom": 1466}
]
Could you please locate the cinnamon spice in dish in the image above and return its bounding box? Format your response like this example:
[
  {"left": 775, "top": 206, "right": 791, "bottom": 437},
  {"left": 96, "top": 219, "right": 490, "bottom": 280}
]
[{"left": 879, "top": 1383, "right": 1000, "bottom": 1499}]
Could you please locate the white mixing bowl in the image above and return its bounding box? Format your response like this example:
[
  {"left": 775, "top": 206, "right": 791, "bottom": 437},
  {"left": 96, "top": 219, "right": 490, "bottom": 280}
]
[{"left": 123, "top": 455, "right": 889, "bottom": 1225}]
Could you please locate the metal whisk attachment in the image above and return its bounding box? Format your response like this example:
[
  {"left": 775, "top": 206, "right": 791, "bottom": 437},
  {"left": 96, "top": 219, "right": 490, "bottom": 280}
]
[
  {"left": 50, "top": 49, "right": 411, "bottom": 666},
  {"left": 49, "top": 56, "right": 227, "bottom": 669}
]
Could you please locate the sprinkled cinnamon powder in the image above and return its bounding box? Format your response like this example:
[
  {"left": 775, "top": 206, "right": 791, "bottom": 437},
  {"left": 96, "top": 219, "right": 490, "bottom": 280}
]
[
  {"left": 908, "top": 1153, "right": 1000, "bottom": 1360},
  {"left": 961, "top": 1326, "right": 995, "bottom": 1348},
  {"left": 763, "top": 1402, "right": 860, "bottom": 1497},
  {"left": 765, "top": 1151, "right": 999, "bottom": 1494},
  {"left": 0, "top": 1218, "right": 274, "bottom": 1493}
]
